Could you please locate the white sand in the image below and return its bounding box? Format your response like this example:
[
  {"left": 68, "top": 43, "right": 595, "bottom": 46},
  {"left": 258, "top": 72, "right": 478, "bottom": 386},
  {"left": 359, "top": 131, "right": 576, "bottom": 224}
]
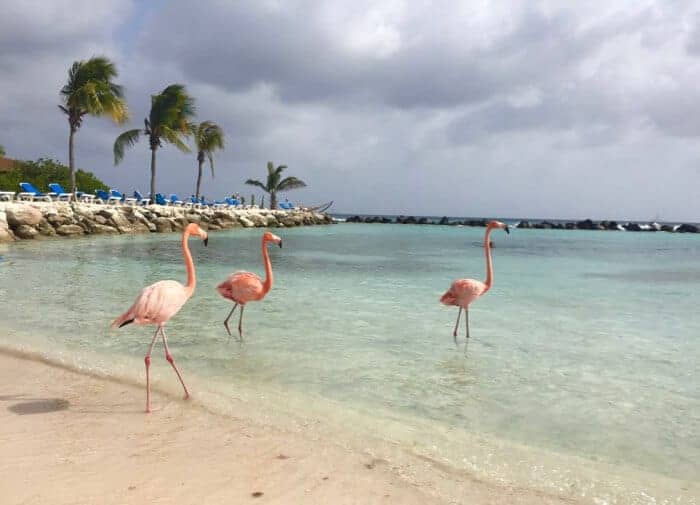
[{"left": 0, "top": 350, "right": 593, "bottom": 504}]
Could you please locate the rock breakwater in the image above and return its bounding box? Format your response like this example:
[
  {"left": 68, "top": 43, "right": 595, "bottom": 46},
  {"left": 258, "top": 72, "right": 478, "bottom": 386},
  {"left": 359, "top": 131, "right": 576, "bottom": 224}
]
[
  {"left": 342, "top": 215, "right": 699, "bottom": 233},
  {"left": 0, "top": 202, "right": 332, "bottom": 242}
]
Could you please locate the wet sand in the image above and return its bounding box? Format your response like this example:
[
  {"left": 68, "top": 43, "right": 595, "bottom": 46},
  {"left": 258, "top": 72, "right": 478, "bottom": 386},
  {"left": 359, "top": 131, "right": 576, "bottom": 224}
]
[{"left": 0, "top": 350, "right": 586, "bottom": 505}]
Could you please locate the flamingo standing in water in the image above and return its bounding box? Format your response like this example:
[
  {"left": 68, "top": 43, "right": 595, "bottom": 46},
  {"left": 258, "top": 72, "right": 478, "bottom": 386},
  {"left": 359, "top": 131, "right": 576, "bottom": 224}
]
[
  {"left": 440, "top": 220, "right": 509, "bottom": 341},
  {"left": 216, "top": 231, "right": 282, "bottom": 339},
  {"left": 111, "top": 223, "right": 208, "bottom": 412}
]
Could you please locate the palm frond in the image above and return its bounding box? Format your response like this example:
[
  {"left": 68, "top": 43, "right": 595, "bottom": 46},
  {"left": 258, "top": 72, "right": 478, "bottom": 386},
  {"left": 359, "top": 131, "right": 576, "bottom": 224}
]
[
  {"left": 160, "top": 125, "right": 191, "bottom": 153},
  {"left": 277, "top": 176, "right": 307, "bottom": 191},
  {"left": 245, "top": 179, "right": 268, "bottom": 192},
  {"left": 113, "top": 129, "right": 141, "bottom": 165}
]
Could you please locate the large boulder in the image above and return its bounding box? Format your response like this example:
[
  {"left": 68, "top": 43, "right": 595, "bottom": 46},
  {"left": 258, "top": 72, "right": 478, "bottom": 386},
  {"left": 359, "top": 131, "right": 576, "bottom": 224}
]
[
  {"left": 56, "top": 224, "right": 84, "bottom": 236},
  {"left": 6, "top": 205, "right": 43, "bottom": 227},
  {"left": 239, "top": 216, "right": 255, "bottom": 228},
  {"left": 677, "top": 223, "right": 699, "bottom": 233},
  {"left": 0, "top": 211, "right": 15, "bottom": 242},
  {"left": 35, "top": 219, "right": 57, "bottom": 237},
  {"left": 154, "top": 217, "right": 173, "bottom": 233},
  {"left": 90, "top": 224, "right": 120, "bottom": 234},
  {"left": 14, "top": 224, "right": 39, "bottom": 239}
]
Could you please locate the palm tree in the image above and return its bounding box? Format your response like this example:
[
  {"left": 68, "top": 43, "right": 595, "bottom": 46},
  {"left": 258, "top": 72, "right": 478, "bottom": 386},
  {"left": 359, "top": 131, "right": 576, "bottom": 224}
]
[
  {"left": 113, "top": 84, "right": 195, "bottom": 199},
  {"left": 193, "top": 121, "right": 224, "bottom": 199},
  {"left": 60, "top": 56, "right": 128, "bottom": 195},
  {"left": 245, "top": 162, "right": 306, "bottom": 209}
]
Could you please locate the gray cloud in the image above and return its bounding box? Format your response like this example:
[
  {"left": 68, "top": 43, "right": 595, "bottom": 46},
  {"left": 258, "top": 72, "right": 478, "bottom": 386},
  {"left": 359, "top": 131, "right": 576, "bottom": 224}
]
[{"left": 1, "top": 1, "right": 699, "bottom": 221}]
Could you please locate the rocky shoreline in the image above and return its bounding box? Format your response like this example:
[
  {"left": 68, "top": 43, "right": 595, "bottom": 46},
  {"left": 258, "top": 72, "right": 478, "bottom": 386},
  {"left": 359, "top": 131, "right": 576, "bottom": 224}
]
[
  {"left": 342, "top": 215, "right": 699, "bottom": 233},
  {"left": 0, "top": 202, "right": 333, "bottom": 242}
]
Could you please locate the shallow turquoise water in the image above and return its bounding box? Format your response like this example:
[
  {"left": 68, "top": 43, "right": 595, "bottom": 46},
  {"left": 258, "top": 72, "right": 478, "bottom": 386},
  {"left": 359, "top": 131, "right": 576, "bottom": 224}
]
[{"left": 0, "top": 224, "right": 698, "bottom": 488}]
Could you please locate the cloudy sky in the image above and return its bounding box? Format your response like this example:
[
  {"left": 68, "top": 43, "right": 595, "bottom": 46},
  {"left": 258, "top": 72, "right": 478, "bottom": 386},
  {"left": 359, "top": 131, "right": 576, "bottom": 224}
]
[{"left": 1, "top": 0, "right": 699, "bottom": 220}]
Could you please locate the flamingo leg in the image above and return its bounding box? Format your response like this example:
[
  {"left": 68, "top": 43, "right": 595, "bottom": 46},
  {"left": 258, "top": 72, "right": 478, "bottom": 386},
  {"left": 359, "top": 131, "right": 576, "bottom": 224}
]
[
  {"left": 238, "top": 305, "right": 245, "bottom": 339},
  {"left": 144, "top": 327, "right": 160, "bottom": 413},
  {"left": 160, "top": 327, "right": 190, "bottom": 399},
  {"left": 223, "top": 303, "right": 238, "bottom": 337},
  {"left": 465, "top": 308, "right": 470, "bottom": 339},
  {"left": 453, "top": 308, "right": 462, "bottom": 341}
]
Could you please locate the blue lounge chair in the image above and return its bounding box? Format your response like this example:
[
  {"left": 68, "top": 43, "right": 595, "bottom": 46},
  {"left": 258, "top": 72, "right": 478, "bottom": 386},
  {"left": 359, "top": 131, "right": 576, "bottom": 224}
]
[
  {"left": 155, "top": 193, "right": 169, "bottom": 206},
  {"left": 133, "top": 190, "right": 151, "bottom": 206},
  {"left": 188, "top": 196, "right": 202, "bottom": 209},
  {"left": 48, "top": 183, "right": 72, "bottom": 202},
  {"left": 95, "top": 189, "right": 121, "bottom": 205},
  {"left": 225, "top": 197, "right": 241, "bottom": 207},
  {"left": 18, "top": 182, "right": 52, "bottom": 202},
  {"left": 111, "top": 189, "right": 136, "bottom": 206},
  {"left": 169, "top": 194, "right": 184, "bottom": 206}
]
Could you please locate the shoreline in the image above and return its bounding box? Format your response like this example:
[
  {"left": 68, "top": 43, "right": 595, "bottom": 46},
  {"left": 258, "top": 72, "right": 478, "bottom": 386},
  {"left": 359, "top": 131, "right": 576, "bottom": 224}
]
[
  {"left": 0, "top": 201, "right": 332, "bottom": 243},
  {"left": 1, "top": 337, "right": 696, "bottom": 505},
  {"left": 0, "top": 345, "right": 565, "bottom": 505}
]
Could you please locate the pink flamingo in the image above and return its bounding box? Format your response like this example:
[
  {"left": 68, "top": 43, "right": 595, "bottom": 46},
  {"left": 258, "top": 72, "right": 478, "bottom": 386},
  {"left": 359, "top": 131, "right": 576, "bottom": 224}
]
[
  {"left": 440, "top": 220, "right": 509, "bottom": 340},
  {"left": 111, "top": 223, "right": 208, "bottom": 412},
  {"left": 216, "top": 231, "right": 282, "bottom": 339}
]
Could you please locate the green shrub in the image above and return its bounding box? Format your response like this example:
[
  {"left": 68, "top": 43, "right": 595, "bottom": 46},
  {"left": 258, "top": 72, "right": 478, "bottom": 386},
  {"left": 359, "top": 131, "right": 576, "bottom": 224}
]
[{"left": 0, "top": 158, "right": 109, "bottom": 194}]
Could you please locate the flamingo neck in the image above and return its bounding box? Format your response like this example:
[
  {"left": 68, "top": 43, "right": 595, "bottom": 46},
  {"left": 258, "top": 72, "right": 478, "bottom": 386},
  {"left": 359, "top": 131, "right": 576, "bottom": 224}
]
[
  {"left": 261, "top": 237, "right": 273, "bottom": 295},
  {"left": 182, "top": 230, "right": 196, "bottom": 294},
  {"left": 483, "top": 226, "right": 496, "bottom": 293}
]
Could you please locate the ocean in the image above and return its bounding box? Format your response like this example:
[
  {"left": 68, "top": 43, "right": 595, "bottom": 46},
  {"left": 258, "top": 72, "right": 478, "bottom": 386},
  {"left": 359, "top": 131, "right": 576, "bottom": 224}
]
[{"left": 0, "top": 223, "right": 698, "bottom": 503}]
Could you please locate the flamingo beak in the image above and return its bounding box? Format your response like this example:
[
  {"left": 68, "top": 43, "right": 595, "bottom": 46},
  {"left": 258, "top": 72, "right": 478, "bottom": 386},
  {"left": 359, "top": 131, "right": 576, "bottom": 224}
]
[
  {"left": 504, "top": 225, "right": 510, "bottom": 234},
  {"left": 278, "top": 240, "right": 283, "bottom": 248},
  {"left": 203, "top": 237, "right": 209, "bottom": 247}
]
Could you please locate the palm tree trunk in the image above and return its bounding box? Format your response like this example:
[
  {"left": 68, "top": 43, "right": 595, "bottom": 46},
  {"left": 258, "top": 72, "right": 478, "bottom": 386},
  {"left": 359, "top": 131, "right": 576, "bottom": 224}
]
[
  {"left": 195, "top": 159, "right": 204, "bottom": 200},
  {"left": 270, "top": 191, "right": 277, "bottom": 210},
  {"left": 68, "top": 126, "right": 76, "bottom": 197},
  {"left": 150, "top": 147, "right": 157, "bottom": 201}
]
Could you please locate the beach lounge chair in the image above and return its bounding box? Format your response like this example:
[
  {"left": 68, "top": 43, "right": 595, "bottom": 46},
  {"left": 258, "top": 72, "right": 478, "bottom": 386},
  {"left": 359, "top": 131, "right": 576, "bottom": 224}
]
[
  {"left": 133, "top": 190, "right": 151, "bottom": 206},
  {"left": 155, "top": 193, "right": 169, "bottom": 206},
  {"left": 47, "top": 183, "right": 72, "bottom": 201},
  {"left": 225, "top": 197, "right": 241, "bottom": 207},
  {"left": 169, "top": 194, "right": 184, "bottom": 206},
  {"left": 75, "top": 191, "right": 96, "bottom": 203},
  {"left": 18, "top": 182, "right": 52, "bottom": 202},
  {"left": 0, "top": 190, "right": 15, "bottom": 201},
  {"left": 95, "top": 189, "right": 121, "bottom": 205},
  {"left": 188, "top": 196, "right": 202, "bottom": 209},
  {"left": 111, "top": 189, "right": 137, "bottom": 206}
]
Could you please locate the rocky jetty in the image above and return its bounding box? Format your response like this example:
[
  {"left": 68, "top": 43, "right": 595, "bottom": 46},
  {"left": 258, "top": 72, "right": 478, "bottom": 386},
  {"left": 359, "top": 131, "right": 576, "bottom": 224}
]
[
  {"left": 0, "top": 201, "right": 332, "bottom": 242},
  {"left": 342, "top": 215, "right": 698, "bottom": 233}
]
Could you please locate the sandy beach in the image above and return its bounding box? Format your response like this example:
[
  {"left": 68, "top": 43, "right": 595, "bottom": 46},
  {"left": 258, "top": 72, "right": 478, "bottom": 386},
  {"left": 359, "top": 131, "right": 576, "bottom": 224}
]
[{"left": 0, "top": 349, "right": 581, "bottom": 505}]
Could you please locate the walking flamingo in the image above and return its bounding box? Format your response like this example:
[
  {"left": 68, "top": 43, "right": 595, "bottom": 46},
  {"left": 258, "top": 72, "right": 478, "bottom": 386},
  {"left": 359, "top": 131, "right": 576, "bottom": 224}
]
[
  {"left": 216, "top": 231, "right": 282, "bottom": 339},
  {"left": 440, "top": 220, "right": 509, "bottom": 341},
  {"left": 111, "top": 223, "right": 208, "bottom": 412}
]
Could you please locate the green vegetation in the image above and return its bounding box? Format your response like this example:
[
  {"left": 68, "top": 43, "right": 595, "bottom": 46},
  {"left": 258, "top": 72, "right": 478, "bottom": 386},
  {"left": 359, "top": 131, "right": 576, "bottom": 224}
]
[
  {"left": 245, "top": 161, "right": 306, "bottom": 209},
  {"left": 0, "top": 158, "right": 108, "bottom": 194},
  {"left": 60, "top": 56, "right": 128, "bottom": 194},
  {"left": 114, "top": 84, "right": 195, "bottom": 198},
  {"left": 0, "top": 145, "right": 5, "bottom": 157},
  {"left": 193, "top": 121, "right": 225, "bottom": 199}
]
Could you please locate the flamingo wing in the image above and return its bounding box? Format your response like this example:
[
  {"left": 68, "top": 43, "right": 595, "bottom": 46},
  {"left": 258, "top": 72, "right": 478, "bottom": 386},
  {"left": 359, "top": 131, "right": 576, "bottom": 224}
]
[
  {"left": 440, "top": 278, "right": 487, "bottom": 307},
  {"left": 112, "top": 280, "right": 189, "bottom": 327},
  {"left": 216, "top": 271, "right": 264, "bottom": 303}
]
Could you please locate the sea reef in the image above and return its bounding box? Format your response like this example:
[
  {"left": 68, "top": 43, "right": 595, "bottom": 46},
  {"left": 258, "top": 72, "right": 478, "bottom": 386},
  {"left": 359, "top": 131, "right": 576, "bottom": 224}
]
[
  {"left": 343, "top": 215, "right": 699, "bottom": 233},
  {"left": 0, "top": 202, "right": 332, "bottom": 242}
]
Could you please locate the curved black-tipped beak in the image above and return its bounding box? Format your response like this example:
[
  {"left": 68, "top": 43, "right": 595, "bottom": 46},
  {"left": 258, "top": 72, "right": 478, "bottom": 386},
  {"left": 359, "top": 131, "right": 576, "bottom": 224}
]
[
  {"left": 504, "top": 225, "right": 510, "bottom": 234},
  {"left": 203, "top": 237, "right": 209, "bottom": 247},
  {"left": 278, "top": 240, "right": 283, "bottom": 248}
]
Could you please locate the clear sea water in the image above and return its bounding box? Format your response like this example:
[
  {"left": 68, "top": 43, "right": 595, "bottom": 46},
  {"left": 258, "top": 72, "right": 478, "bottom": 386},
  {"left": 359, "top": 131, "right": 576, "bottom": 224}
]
[{"left": 1, "top": 223, "right": 698, "bottom": 502}]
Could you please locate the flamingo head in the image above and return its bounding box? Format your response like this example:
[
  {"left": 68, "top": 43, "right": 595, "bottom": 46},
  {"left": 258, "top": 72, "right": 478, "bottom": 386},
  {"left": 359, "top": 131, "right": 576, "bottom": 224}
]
[
  {"left": 263, "top": 231, "right": 283, "bottom": 248},
  {"left": 488, "top": 220, "right": 510, "bottom": 234},
  {"left": 185, "top": 223, "right": 209, "bottom": 246}
]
